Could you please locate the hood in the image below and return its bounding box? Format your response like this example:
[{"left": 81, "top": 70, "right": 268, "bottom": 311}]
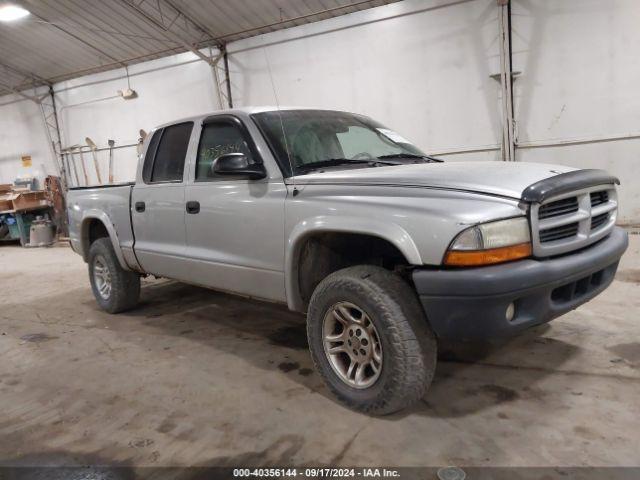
[{"left": 291, "top": 161, "right": 577, "bottom": 200}]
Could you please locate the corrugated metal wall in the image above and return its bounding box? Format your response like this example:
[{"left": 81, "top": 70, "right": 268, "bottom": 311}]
[
  {"left": 0, "top": 0, "right": 638, "bottom": 223},
  {"left": 228, "top": 0, "right": 501, "bottom": 160},
  {"left": 511, "top": 0, "right": 640, "bottom": 224}
]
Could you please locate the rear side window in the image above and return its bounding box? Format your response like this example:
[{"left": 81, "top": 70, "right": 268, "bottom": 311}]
[
  {"left": 142, "top": 129, "right": 162, "bottom": 183},
  {"left": 146, "top": 122, "right": 194, "bottom": 183}
]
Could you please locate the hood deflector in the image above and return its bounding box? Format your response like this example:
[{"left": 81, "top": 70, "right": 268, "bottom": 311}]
[{"left": 521, "top": 169, "right": 620, "bottom": 203}]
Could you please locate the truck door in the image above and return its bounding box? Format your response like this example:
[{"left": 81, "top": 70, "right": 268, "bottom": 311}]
[
  {"left": 131, "top": 122, "right": 194, "bottom": 279},
  {"left": 183, "top": 115, "right": 287, "bottom": 302}
]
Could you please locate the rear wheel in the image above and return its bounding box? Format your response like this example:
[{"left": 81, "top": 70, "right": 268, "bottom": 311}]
[
  {"left": 307, "top": 265, "right": 437, "bottom": 415},
  {"left": 88, "top": 238, "right": 140, "bottom": 313}
]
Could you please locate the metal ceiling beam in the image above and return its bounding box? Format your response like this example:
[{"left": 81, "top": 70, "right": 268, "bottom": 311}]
[
  {"left": 163, "top": 0, "right": 223, "bottom": 48},
  {"left": 40, "top": 13, "right": 127, "bottom": 67},
  {"left": 0, "top": 81, "right": 41, "bottom": 102},
  {"left": 44, "top": 46, "right": 184, "bottom": 83},
  {"left": 120, "top": 0, "right": 233, "bottom": 109},
  {"left": 206, "top": 0, "right": 386, "bottom": 44},
  {"left": 21, "top": 1, "right": 127, "bottom": 69},
  {"left": 33, "top": 18, "right": 175, "bottom": 44},
  {"left": 0, "top": 0, "right": 393, "bottom": 89},
  {"left": 119, "top": 0, "right": 221, "bottom": 67},
  {"left": 0, "top": 60, "right": 51, "bottom": 86}
]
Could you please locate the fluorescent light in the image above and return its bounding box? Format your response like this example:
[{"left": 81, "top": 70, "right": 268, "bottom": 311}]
[{"left": 0, "top": 5, "right": 30, "bottom": 22}]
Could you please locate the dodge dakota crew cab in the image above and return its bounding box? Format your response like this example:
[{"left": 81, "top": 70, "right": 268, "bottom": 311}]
[{"left": 68, "top": 107, "right": 628, "bottom": 414}]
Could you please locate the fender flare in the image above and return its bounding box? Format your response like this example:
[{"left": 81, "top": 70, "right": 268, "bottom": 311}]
[
  {"left": 80, "top": 210, "right": 130, "bottom": 270},
  {"left": 285, "top": 215, "right": 422, "bottom": 312}
]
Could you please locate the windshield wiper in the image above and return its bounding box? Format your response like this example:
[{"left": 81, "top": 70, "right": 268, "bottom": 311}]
[
  {"left": 296, "top": 158, "right": 397, "bottom": 172},
  {"left": 377, "top": 153, "right": 443, "bottom": 163}
]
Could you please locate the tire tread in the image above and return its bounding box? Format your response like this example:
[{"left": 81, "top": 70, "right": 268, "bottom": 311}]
[
  {"left": 307, "top": 265, "right": 437, "bottom": 415},
  {"left": 88, "top": 237, "right": 140, "bottom": 314}
]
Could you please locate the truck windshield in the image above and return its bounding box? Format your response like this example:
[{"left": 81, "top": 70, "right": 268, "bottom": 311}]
[{"left": 251, "top": 110, "right": 433, "bottom": 176}]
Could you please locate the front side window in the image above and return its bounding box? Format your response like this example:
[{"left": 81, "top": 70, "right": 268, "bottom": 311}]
[
  {"left": 149, "top": 122, "right": 193, "bottom": 183},
  {"left": 196, "top": 121, "right": 254, "bottom": 180},
  {"left": 252, "top": 110, "right": 429, "bottom": 176}
]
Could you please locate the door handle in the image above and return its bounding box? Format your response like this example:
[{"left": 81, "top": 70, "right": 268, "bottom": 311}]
[
  {"left": 186, "top": 201, "right": 200, "bottom": 214},
  {"left": 135, "top": 201, "right": 145, "bottom": 212}
]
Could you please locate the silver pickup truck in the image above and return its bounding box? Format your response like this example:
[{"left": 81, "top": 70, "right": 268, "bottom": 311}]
[{"left": 68, "top": 107, "right": 628, "bottom": 414}]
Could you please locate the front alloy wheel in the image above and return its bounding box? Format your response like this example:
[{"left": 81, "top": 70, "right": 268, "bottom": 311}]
[
  {"left": 307, "top": 265, "right": 437, "bottom": 415},
  {"left": 323, "top": 302, "right": 383, "bottom": 389}
]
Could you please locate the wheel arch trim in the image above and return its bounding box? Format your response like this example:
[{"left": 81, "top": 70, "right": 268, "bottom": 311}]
[
  {"left": 80, "top": 210, "right": 130, "bottom": 270},
  {"left": 285, "top": 215, "right": 422, "bottom": 312}
]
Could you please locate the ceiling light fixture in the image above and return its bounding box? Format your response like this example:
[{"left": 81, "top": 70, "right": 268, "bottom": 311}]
[{"left": 0, "top": 4, "right": 30, "bottom": 22}]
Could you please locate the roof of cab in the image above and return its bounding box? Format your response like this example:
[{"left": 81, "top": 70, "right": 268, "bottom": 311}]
[{"left": 152, "top": 106, "right": 352, "bottom": 129}]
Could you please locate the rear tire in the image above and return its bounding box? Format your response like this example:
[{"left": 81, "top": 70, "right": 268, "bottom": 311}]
[
  {"left": 307, "top": 265, "right": 437, "bottom": 415},
  {"left": 88, "top": 237, "right": 140, "bottom": 313}
]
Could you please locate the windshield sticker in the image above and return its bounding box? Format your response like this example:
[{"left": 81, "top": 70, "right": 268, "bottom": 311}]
[{"left": 377, "top": 128, "right": 411, "bottom": 144}]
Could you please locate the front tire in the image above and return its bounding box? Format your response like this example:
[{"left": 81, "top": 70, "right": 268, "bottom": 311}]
[
  {"left": 88, "top": 237, "right": 140, "bottom": 313},
  {"left": 307, "top": 265, "right": 437, "bottom": 415}
]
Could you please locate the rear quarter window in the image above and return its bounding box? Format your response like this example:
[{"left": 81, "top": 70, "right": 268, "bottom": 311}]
[
  {"left": 142, "top": 129, "right": 162, "bottom": 183},
  {"left": 144, "top": 122, "right": 194, "bottom": 183}
]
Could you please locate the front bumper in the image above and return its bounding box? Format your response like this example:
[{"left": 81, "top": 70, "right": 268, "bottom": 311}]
[{"left": 413, "top": 226, "right": 628, "bottom": 339}]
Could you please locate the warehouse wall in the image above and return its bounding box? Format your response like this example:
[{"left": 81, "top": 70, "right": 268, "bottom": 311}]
[
  {"left": 0, "top": 0, "right": 638, "bottom": 222},
  {"left": 49, "top": 0, "right": 501, "bottom": 184},
  {"left": 512, "top": 0, "right": 640, "bottom": 224},
  {"left": 0, "top": 88, "right": 53, "bottom": 188},
  {"left": 53, "top": 50, "right": 222, "bottom": 184},
  {"left": 1, "top": 0, "right": 501, "bottom": 185},
  {"left": 228, "top": 0, "right": 502, "bottom": 160}
]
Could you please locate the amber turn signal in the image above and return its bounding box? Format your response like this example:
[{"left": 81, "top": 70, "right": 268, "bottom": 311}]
[{"left": 444, "top": 243, "right": 532, "bottom": 267}]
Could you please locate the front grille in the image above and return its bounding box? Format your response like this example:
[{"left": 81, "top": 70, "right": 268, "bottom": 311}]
[
  {"left": 591, "top": 212, "right": 609, "bottom": 230},
  {"left": 531, "top": 186, "right": 617, "bottom": 256},
  {"left": 540, "top": 222, "right": 579, "bottom": 243},
  {"left": 538, "top": 197, "right": 579, "bottom": 219},
  {"left": 590, "top": 191, "right": 609, "bottom": 207}
]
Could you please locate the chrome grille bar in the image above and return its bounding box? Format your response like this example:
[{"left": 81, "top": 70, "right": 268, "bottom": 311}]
[
  {"left": 538, "top": 197, "right": 578, "bottom": 219},
  {"left": 530, "top": 185, "right": 617, "bottom": 257}
]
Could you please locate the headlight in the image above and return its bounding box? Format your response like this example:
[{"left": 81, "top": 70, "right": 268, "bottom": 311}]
[{"left": 444, "top": 217, "right": 532, "bottom": 266}]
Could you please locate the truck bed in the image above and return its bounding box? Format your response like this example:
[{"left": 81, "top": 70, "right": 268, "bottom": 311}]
[{"left": 67, "top": 183, "right": 136, "bottom": 264}]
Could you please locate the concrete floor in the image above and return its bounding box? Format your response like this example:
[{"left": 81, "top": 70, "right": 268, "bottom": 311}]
[{"left": 0, "top": 235, "right": 638, "bottom": 470}]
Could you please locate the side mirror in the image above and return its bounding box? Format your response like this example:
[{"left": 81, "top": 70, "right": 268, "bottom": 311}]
[{"left": 212, "top": 152, "right": 267, "bottom": 180}]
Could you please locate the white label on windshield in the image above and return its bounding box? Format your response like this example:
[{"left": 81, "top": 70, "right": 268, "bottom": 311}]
[{"left": 377, "top": 128, "right": 411, "bottom": 144}]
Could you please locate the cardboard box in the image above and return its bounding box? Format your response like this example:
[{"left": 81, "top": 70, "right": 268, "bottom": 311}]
[
  {"left": 11, "top": 191, "right": 50, "bottom": 212},
  {"left": 0, "top": 184, "right": 11, "bottom": 194},
  {"left": 0, "top": 194, "right": 13, "bottom": 212}
]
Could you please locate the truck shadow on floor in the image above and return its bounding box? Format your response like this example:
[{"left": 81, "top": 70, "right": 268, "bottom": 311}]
[
  {"left": 120, "top": 280, "right": 581, "bottom": 419},
  {"left": 399, "top": 330, "right": 580, "bottom": 419}
]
